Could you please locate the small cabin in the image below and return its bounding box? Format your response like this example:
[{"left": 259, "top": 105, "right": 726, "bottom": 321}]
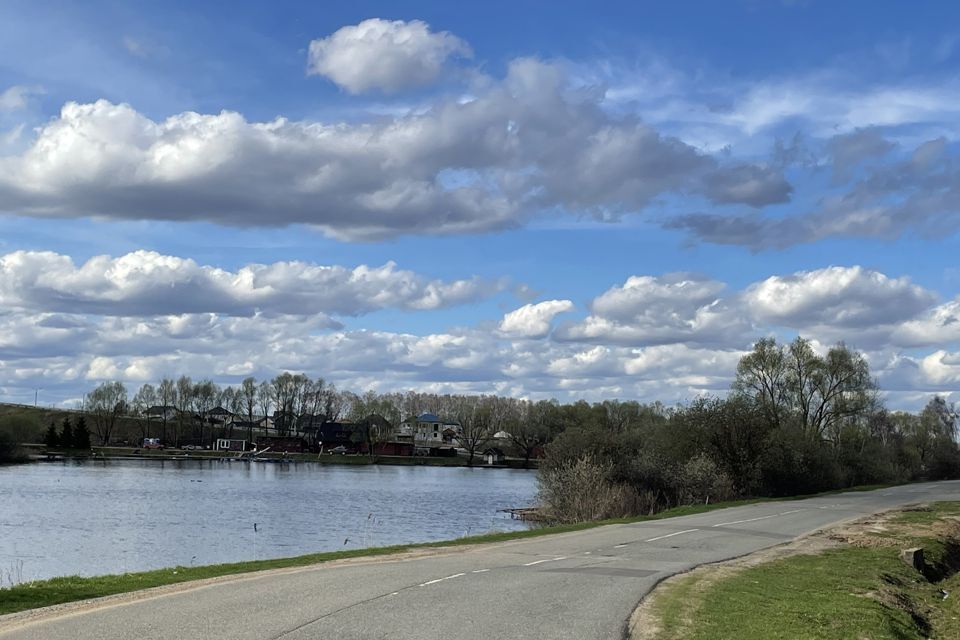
[
  {"left": 214, "top": 438, "right": 250, "bottom": 452},
  {"left": 483, "top": 447, "right": 506, "bottom": 465}
]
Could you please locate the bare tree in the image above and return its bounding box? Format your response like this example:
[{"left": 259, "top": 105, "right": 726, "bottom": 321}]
[
  {"left": 454, "top": 396, "right": 496, "bottom": 466},
  {"left": 132, "top": 383, "right": 157, "bottom": 441},
  {"left": 158, "top": 378, "right": 177, "bottom": 444},
  {"left": 86, "top": 381, "right": 128, "bottom": 446},
  {"left": 174, "top": 376, "right": 193, "bottom": 448},
  {"left": 241, "top": 376, "right": 257, "bottom": 441},
  {"left": 256, "top": 380, "right": 273, "bottom": 435}
]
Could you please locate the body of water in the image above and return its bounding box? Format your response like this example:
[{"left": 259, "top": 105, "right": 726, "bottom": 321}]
[{"left": 0, "top": 459, "right": 537, "bottom": 582}]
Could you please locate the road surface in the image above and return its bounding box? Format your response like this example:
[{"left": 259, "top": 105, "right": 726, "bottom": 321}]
[{"left": 3, "top": 480, "right": 960, "bottom": 639}]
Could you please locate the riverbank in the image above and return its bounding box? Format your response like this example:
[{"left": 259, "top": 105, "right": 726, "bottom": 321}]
[
  {"left": 25, "top": 444, "right": 537, "bottom": 469},
  {"left": 631, "top": 501, "right": 960, "bottom": 640}
]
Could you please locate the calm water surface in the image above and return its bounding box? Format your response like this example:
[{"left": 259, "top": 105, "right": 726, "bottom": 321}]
[{"left": 0, "top": 459, "right": 537, "bottom": 582}]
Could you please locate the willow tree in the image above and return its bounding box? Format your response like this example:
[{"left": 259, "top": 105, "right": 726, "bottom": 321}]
[{"left": 734, "top": 336, "right": 876, "bottom": 440}]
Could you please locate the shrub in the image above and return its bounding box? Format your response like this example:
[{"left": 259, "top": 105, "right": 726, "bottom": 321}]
[{"left": 537, "top": 455, "right": 638, "bottom": 523}]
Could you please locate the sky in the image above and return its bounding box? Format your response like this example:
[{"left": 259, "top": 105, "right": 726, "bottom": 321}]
[{"left": 1, "top": 0, "right": 960, "bottom": 410}]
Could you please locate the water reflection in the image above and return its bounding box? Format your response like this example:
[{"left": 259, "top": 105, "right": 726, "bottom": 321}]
[{"left": 0, "top": 459, "right": 536, "bottom": 582}]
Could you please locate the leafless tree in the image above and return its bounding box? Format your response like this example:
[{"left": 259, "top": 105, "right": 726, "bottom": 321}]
[{"left": 86, "top": 381, "right": 128, "bottom": 445}]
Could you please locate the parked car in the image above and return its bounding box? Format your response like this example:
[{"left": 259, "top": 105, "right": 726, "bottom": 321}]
[
  {"left": 142, "top": 438, "right": 164, "bottom": 450},
  {"left": 328, "top": 445, "right": 349, "bottom": 454}
]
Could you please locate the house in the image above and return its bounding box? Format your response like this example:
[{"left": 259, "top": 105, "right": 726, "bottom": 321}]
[
  {"left": 403, "top": 413, "right": 461, "bottom": 445},
  {"left": 312, "top": 421, "right": 359, "bottom": 452},
  {"left": 207, "top": 406, "right": 234, "bottom": 425},
  {"left": 483, "top": 447, "right": 506, "bottom": 465},
  {"left": 145, "top": 405, "right": 177, "bottom": 421}
]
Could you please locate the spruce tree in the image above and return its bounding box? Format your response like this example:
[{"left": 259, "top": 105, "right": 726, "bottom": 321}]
[
  {"left": 74, "top": 416, "right": 91, "bottom": 449},
  {"left": 43, "top": 422, "right": 59, "bottom": 448},
  {"left": 60, "top": 417, "right": 74, "bottom": 449}
]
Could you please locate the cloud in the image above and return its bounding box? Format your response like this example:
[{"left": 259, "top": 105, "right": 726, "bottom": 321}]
[
  {"left": 0, "top": 85, "right": 42, "bottom": 111},
  {"left": 558, "top": 266, "right": 940, "bottom": 351},
  {"left": 668, "top": 135, "right": 960, "bottom": 249},
  {"left": 0, "top": 259, "right": 957, "bottom": 411},
  {"left": 0, "top": 250, "right": 501, "bottom": 317},
  {"left": 307, "top": 19, "right": 472, "bottom": 94},
  {"left": 0, "top": 60, "right": 789, "bottom": 240},
  {"left": 744, "top": 266, "right": 936, "bottom": 329},
  {"left": 499, "top": 299, "right": 574, "bottom": 338},
  {"left": 556, "top": 273, "right": 749, "bottom": 347}
]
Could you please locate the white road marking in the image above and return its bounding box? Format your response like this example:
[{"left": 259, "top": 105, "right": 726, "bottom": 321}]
[
  {"left": 419, "top": 573, "right": 466, "bottom": 587},
  {"left": 614, "top": 544, "right": 628, "bottom": 548},
  {"left": 583, "top": 551, "right": 592, "bottom": 555},
  {"left": 712, "top": 514, "right": 776, "bottom": 527},
  {"left": 389, "top": 592, "right": 399, "bottom": 596},
  {"left": 522, "top": 556, "right": 566, "bottom": 567},
  {"left": 778, "top": 509, "right": 803, "bottom": 516},
  {"left": 645, "top": 528, "right": 699, "bottom": 543},
  {"left": 471, "top": 569, "right": 490, "bottom": 573}
]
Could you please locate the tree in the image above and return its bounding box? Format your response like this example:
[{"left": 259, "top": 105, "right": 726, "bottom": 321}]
[
  {"left": 132, "top": 383, "right": 157, "bottom": 441},
  {"left": 241, "top": 376, "right": 257, "bottom": 441},
  {"left": 192, "top": 380, "right": 219, "bottom": 446},
  {"left": 174, "top": 376, "right": 193, "bottom": 447},
  {"left": 74, "top": 415, "right": 91, "bottom": 449},
  {"left": 43, "top": 422, "right": 59, "bottom": 448},
  {"left": 86, "top": 381, "right": 128, "bottom": 445},
  {"left": 454, "top": 396, "right": 497, "bottom": 466},
  {"left": 734, "top": 337, "right": 876, "bottom": 440},
  {"left": 256, "top": 380, "right": 273, "bottom": 435},
  {"left": 158, "top": 377, "right": 177, "bottom": 444},
  {"left": 59, "top": 417, "right": 74, "bottom": 449},
  {"left": 508, "top": 400, "right": 560, "bottom": 468}
]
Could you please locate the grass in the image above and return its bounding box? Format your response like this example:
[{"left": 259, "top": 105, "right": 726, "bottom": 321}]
[
  {"left": 0, "top": 484, "right": 910, "bottom": 617},
  {"left": 643, "top": 501, "right": 960, "bottom": 640}
]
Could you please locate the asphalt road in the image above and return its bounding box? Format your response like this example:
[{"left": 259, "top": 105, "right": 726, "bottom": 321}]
[{"left": 4, "top": 480, "right": 960, "bottom": 640}]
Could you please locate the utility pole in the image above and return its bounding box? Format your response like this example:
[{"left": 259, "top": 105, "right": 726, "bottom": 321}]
[{"left": 34, "top": 388, "right": 41, "bottom": 407}]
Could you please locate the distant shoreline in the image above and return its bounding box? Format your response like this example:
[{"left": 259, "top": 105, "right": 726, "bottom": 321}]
[{"left": 25, "top": 445, "right": 538, "bottom": 470}]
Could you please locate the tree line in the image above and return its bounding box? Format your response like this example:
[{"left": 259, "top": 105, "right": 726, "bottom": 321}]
[{"left": 538, "top": 337, "right": 960, "bottom": 522}]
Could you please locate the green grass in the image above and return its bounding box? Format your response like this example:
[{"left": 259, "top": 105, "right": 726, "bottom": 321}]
[{"left": 645, "top": 501, "right": 960, "bottom": 640}]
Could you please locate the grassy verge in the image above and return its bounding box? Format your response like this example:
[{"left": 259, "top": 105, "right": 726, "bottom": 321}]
[{"left": 640, "top": 501, "right": 960, "bottom": 640}]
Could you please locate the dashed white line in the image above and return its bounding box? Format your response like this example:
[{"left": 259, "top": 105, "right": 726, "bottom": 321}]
[
  {"left": 614, "top": 544, "right": 628, "bottom": 548},
  {"left": 471, "top": 569, "right": 490, "bottom": 574},
  {"left": 645, "top": 528, "right": 699, "bottom": 543},
  {"left": 712, "top": 514, "right": 777, "bottom": 527},
  {"left": 522, "top": 556, "right": 567, "bottom": 567},
  {"left": 778, "top": 509, "right": 803, "bottom": 516},
  {"left": 419, "top": 573, "right": 466, "bottom": 587}
]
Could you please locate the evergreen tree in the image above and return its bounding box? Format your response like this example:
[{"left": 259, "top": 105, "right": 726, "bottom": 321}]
[
  {"left": 59, "top": 417, "right": 74, "bottom": 449},
  {"left": 43, "top": 422, "right": 59, "bottom": 448},
  {"left": 74, "top": 415, "right": 91, "bottom": 449}
]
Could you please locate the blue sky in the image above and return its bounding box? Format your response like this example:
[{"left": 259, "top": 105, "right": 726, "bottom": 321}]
[{"left": 1, "top": 1, "right": 959, "bottom": 409}]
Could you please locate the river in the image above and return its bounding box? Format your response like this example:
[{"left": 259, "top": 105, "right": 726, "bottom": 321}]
[{"left": 0, "top": 459, "right": 537, "bottom": 583}]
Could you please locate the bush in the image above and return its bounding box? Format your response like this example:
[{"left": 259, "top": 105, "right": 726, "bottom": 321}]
[
  {"left": 676, "top": 454, "right": 735, "bottom": 505},
  {"left": 537, "top": 455, "right": 640, "bottom": 523},
  {"left": 0, "top": 431, "right": 27, "bottom": 464}
]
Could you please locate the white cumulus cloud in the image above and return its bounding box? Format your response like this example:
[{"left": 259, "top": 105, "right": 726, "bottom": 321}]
[
  {"left": 499, "top": 299, "right": 574, "bottom": 338},
  {"left": 307, "top": 19, "right": 472, "bottom": 94}
]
